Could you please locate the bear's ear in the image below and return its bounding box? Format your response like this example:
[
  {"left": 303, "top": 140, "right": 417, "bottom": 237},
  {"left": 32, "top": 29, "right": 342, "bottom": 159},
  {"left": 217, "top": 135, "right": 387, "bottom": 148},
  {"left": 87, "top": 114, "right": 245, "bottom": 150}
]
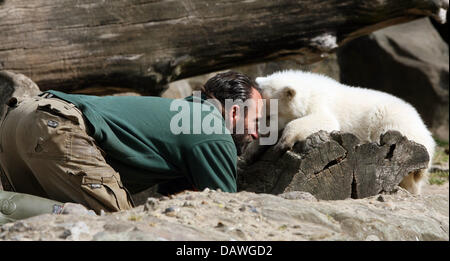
[
  {"left": 282, "top": 86, "right": 296, "bottom": 99},
  {"left": 255, "top": 77, "right": 265, "bottom": 86}
]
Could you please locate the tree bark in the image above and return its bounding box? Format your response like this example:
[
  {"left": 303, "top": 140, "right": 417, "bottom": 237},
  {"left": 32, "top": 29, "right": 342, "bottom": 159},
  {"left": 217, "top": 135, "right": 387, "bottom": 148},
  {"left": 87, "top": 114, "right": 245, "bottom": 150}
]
[
  {"left": 237, "top": 130, "right": 430, "bottom": 200},
  {"left": 0, "top": 0, "right": 448, "bottom": 95}
]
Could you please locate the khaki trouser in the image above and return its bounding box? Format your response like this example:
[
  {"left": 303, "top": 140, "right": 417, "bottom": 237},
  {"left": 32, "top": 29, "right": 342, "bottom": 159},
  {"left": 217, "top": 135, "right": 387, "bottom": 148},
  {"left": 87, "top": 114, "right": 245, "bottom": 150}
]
[{"left": 0, "top": 94, "right": 134, "bottom": 213}]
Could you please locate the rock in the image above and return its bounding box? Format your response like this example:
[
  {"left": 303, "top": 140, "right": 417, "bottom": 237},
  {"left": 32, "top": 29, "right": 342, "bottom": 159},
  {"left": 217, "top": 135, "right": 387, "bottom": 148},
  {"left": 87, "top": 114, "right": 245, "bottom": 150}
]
[
  {"left": 143, "top": 198, "right": 158, "bottom": 212},
  {"left": 365, "top": 235, "right": 381, "bottom": 241},
  {"left": 185, "top": 195, "right": 195, "bottom": 201},
  {"left": 163, "top": 207, "right": 177, "bottom": 217},
  {"left": 248, "top": 205, "right": 258, "bottom": 214},
  {"left": 338, "top": 18, "right": 449, "bottom": 141},
  {"left": 376, "top": 195, "right": 386, "bottom": 202},
  {"left": 59, "top": 221, "right": 90, "bottom": 240},
  {"left": 130, "top": 186, "right": 162, "bottom": 206},
  {"left": 0, "top": 188, "right": 447, "bottom": 241},
  {"left": 182, "top": 202, "right": 194, "bottom": 208},
  {"left": 0, "top": 71, "right": 41, "bottom": 119},
  {"left": 61, "top": 203, "right": 97, "bottom": 216},
  {"left": 238, "top": 130, "right": 430, "bottom": 200}
]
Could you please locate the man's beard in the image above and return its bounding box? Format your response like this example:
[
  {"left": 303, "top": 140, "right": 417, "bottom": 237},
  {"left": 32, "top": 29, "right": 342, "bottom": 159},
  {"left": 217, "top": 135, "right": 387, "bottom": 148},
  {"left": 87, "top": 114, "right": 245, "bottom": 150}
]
[{"left": 231, "top": 133, "right": 253, "bottom": 156}]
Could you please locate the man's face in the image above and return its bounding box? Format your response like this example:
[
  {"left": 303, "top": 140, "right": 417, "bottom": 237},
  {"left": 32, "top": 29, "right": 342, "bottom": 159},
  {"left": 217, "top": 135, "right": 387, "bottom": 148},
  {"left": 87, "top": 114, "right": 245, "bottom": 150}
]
[{"left": 230, "top": 88, "right": 263, "bottom": 156}]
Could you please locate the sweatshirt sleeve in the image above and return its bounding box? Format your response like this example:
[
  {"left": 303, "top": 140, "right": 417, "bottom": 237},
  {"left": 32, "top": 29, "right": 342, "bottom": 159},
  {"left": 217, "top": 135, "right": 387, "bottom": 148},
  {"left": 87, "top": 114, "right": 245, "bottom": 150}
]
[{"left": 185, "top": 141, "right": 237, "bottom": 193}]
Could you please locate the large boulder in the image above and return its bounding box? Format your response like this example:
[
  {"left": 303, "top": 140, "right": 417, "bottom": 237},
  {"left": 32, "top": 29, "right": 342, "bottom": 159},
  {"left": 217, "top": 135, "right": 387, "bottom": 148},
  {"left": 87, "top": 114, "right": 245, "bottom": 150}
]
[
  {"left": 337, "top": 18, "right": 449, "bottom": 141},
  {"left": 0, "top": 71, "right": 41, "bottom": 119}
]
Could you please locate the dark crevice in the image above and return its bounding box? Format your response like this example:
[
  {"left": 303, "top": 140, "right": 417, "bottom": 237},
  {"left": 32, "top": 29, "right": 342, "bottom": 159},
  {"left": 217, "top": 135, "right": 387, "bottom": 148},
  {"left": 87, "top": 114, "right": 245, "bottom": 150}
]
[
  {"left": 315, "top": 156, "right": 345, "bottom": 175},
  {"left": 323, "top": 159, "right": 340, "bottom": 170},
  {"left": 385, "top": 144, "right": 396, "bottom": 160},
  {"left": 351, "top": 174, "right": 358, "bottom": 199}
]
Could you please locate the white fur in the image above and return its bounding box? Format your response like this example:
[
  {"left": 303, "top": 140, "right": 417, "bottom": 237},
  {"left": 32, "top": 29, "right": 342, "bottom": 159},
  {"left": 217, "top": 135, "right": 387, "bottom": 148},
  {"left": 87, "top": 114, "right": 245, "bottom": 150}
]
[{"left": 256, "top": 70, "right": 435, "bottom": 194}]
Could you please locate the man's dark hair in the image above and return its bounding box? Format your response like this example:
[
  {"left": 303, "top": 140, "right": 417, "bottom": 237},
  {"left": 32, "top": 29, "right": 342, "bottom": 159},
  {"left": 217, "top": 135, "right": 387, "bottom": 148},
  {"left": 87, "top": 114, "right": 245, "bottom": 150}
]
[{"left": 202, "top": 71, "right": 261, "bottom": 105}]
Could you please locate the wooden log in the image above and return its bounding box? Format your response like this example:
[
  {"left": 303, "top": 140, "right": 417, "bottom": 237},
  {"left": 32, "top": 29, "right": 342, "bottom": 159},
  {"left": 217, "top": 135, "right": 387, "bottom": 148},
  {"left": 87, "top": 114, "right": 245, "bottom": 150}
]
[
  {"left": 0, "top": 0, "right": 448, "bottom": 95},
  {"left": 237, "top": 130, "right": 430, "bottom": 200}
]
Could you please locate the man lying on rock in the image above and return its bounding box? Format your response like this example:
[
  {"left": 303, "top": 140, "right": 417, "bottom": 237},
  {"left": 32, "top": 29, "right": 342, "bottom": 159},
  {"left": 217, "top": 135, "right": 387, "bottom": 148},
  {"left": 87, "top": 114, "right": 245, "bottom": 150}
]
[{"left": 0, "top": 71, "right": 263, "bottom": 223}]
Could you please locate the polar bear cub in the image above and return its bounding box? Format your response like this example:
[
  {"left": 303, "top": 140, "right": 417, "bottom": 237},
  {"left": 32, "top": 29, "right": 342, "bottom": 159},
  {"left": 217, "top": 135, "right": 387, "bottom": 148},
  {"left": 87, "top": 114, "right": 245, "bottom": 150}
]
[{"left": 255, "top": 70, "right": 435, "bottom": 195}]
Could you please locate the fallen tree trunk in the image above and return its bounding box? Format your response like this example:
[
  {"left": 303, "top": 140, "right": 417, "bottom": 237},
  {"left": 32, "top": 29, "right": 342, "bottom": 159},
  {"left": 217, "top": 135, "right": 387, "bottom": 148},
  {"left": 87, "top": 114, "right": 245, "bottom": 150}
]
[
  {"left": 237, "top": 130, "right": 430, "bottom": 200},
  {"left": 0, "top": 0, "right": 448, "bottom": 95}
]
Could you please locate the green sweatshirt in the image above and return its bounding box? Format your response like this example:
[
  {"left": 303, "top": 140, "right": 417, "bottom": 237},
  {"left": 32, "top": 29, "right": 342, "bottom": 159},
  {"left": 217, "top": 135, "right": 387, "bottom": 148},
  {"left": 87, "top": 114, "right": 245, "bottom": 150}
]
[{"left": 46, "top": 90, "right": 237, "bottom": 194}]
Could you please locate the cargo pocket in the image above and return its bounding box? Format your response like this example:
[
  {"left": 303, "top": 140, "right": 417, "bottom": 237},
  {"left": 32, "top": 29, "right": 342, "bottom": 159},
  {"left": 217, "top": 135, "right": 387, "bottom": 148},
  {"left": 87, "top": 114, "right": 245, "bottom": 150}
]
[
  {"left": 80, "top": 172, "right": 134, "bottom": 213},
  {"left": 36, "top": 101, "right": 81, "bottom": 125},
  {"left": 30, "top": 99, "right": 84, "bottom": 161},
  {"left": 30, "top": 109, "right": 72, "bottom": 160}
]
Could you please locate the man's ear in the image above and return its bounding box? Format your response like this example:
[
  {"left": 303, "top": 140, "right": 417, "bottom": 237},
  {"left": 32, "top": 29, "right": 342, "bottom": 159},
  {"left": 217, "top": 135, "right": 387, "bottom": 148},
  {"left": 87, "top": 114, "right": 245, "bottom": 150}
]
[
  {"left": 282, "top": 86, "right": 296, "bottom": 99},
  {"left": 227, "top": 104, "right": 241, "bottom": 126},
  {"left": 232, "top": 104, "right": 241, "bottom": 122}
]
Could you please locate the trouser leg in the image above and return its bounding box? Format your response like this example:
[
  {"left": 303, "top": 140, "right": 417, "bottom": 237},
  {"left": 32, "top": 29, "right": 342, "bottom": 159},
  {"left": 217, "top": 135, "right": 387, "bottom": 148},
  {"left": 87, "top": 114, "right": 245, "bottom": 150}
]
[
  {"left": 0, "top": 98, "right": 49, "bottom": 197},
  {"left": 0, "top": 96, "right": 134, "bottom": 214}
]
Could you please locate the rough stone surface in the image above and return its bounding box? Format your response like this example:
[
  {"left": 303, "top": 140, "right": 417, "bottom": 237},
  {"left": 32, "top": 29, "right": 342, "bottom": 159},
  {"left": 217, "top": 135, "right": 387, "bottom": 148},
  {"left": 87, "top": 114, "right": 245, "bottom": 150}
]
[
  {"left": 0, "top": 70, "right": 41, "bottom": 119},
  {"left": 0, "top": 186, "right": 447, "bottom": 241},
  {"left": 338, "top": 18, "right": 449, "bottom": 141}
]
